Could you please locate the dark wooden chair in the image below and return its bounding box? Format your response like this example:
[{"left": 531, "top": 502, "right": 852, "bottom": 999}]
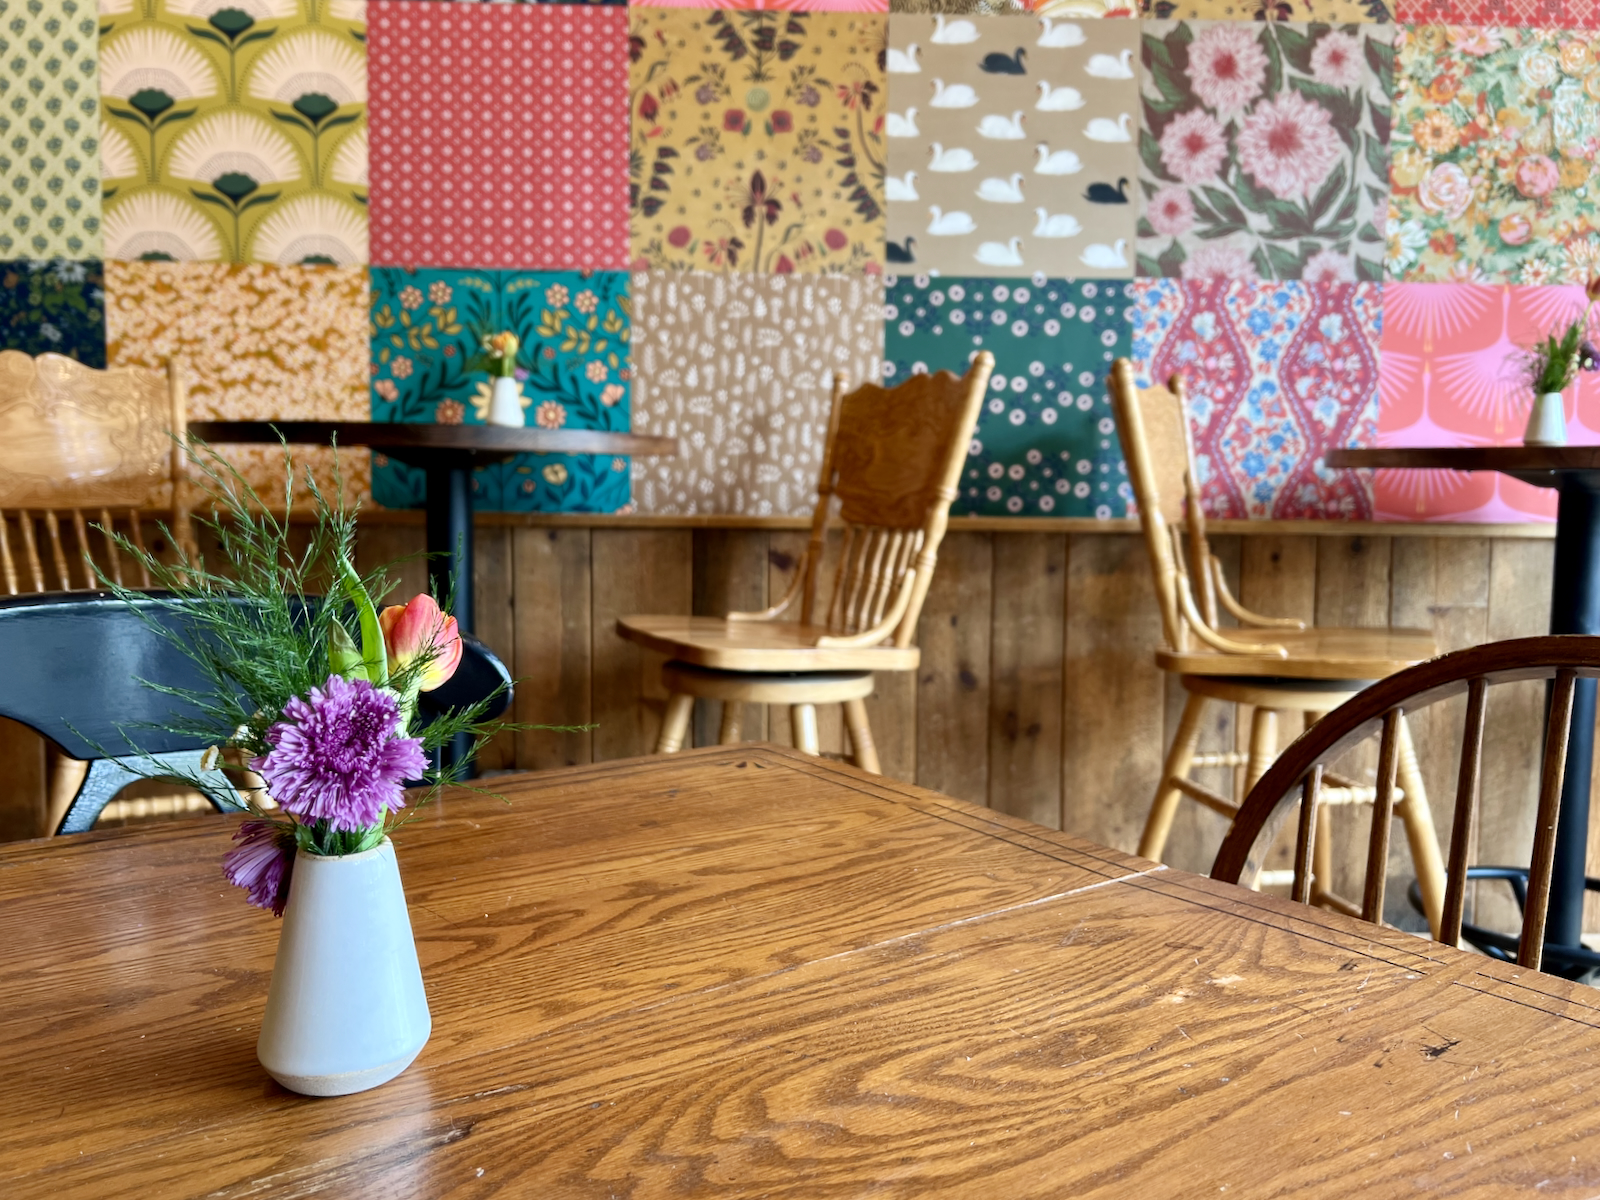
[
  {"left": 0, "top": 592, "right": 511, "bottom": 835},
  {"left": 1212, "top": 636, "right": 1600, "bottom": 973}
]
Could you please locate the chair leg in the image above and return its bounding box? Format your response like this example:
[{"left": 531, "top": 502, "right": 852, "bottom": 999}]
[
  {"left": 792, "top": 704, "right": 820, "bottom": 756},
  {"left": 842, "top": 697, "right": 881, "bottom": 775},
  {"left": 718, "top": 701, "right": 743, "bottom": 746},
  {"left": 1396, "top": 714, "right": 1446, "bottom": 941},
  {"left": 1246, "top": 707, "right": 1279, "bottom": 794},
  {"left": 1138, "top": 690, "right": 1207, "bottom": 861},
  {"left": 656, "top": 693, "right": 695, "bottom": 754}
]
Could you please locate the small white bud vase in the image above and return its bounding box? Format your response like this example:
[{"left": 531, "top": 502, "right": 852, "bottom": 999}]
[
  {"left": 1525, "top": 391, "right": 1569, "bottom": 447},
  {"left": 485, "top": 376, "right": 525, "bottom": 428},
  {"left": 256, "top": 839, "right": 430, "bottom": 1097}
]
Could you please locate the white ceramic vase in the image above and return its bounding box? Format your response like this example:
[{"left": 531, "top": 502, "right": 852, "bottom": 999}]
[
  {"left": 1525, "top": 391, "right": 1568, "bottom": 446},
  {"left": 256, "top": 840, "right": 431, "bottom": 1096},
  {"left": 485, "top": 375, "right": 525, "bottom": 427}
]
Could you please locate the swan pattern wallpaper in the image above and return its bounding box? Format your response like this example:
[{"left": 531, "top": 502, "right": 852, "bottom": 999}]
[{"left": 3, "top": 0, "right": 1597, "bottom": 521}]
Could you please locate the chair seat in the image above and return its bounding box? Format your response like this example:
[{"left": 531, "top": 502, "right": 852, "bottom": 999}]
[
  {"left": 617, "top": 615, "right": 921, "bottom": 673},
  {"left": 1156, "top": 626, "right": 1438, "bottom": 681},
  {"left": 662, "top": 661, "right": 877, "bottom": 704}
]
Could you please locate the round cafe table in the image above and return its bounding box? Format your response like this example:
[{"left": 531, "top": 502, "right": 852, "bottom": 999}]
[
  {"left": 190, "top": 421, "right": 678, "bottom": 771},
  {"left": 1329, "top": 446, "right": 1600, "bottom": 976}
]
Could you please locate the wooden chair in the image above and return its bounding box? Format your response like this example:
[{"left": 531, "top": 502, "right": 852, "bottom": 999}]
[
  {"left": 617, "top": 354, "right": 995, "bottom": 771},
  {"left": 1107, "top": 358, "right": 1449, "bottom": 937},
  {"left": 1213, "top": 636, "right": 1600, "bottom": 973},
  {"left": 0, "top": 350, "right": 195, "bottom": 594},
  {"left": 0, "top": 592, "right": 513, "bottom": 834}
]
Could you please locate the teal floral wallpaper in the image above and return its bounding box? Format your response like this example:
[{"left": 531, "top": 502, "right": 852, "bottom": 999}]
[
  {"left": 884, "top": 274, "right": 1131, "bottom": 518},
  {"left": 0, "top": 0, "right": 101, "bottom": 258},
  {"left": 369, "top": 268, "right": 633, "bottom": 513},
  {"left": 0, "top": 257, "right": 104, "bottom": 365}
]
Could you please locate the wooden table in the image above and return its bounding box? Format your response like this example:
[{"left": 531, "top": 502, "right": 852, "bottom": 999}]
[
  {"left": 1330, "top": 446, "right": 1600, "bottom": 973},
  {"left": 7, "top": 746, "right": 1600, "bottom": 1197}
]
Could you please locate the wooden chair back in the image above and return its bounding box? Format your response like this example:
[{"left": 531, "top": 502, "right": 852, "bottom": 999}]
[
  {"left": 1212, "top": 636, "right": 1600, "bottom": 972},
  {"left": 1107, "top": 357, "right": 1301, "bottom": 659},
  {"left": 735, "top": 352, "right": 993, "bottom": 649},
  {"left": 0, "top": 351, "right": 191, "bottom": 594}
]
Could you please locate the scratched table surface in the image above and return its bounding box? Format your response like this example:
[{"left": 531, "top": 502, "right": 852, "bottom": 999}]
[{"left": 5, "top": 746, "right": 1600, "bottom": 1198}]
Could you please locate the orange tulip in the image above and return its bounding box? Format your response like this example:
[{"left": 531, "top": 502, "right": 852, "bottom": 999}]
[{"left": 378, "top": 594, "right": 462, "bottom": 692}]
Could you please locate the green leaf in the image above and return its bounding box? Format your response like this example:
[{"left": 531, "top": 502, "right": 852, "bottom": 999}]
[
  {"left": 1307, "top": 161, "right": 1347, "bottom": 226},
  {"left": 1139, "top": 128, "right": 1171, "bottom": 182},
  {"left": 338, "top": 554, "right": 388, "bottom": 686},
  {"left": 154, "top": 107, "right": 197, "bottom": 129},
  {"left": 187, "top": 26, "right": 228, "bottom": 47},
  {"left": 238, "top": 28, "right": 276, "bottom": 47},
  {"left": 1266, "top": 242, "right": 1303, "bottom": 280},
  {"left": 1200, "top": 185, "right": 1248, "bottom": 229},
  {"left": 271, "top": 109, "right": 312, "bottom": 133},
  {"left": 240, "top": 191, "right": 280, "bottom": 212},
  {"left": 1156, "top": 240, "right": 1186, "bottom": 277},
  {"left": 328, "top": 616, "right": 363, "bottom": 679},
  {"left": 321, "top": 112, "right": 360, "bottom": 131},
  {"left": 1273, "top": 24, "right": 1316, "bottom": 75},
  {"left": 190, "top": 189, "right": 231, "bottom": 209}
]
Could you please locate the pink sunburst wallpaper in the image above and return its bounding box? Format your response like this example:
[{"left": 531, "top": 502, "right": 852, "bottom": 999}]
[{"left": 1376, "top": 284, "right": 1600, "bottom": 522}]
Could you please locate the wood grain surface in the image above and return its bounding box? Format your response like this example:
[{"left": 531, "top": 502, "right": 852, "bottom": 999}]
[{"left": 5, "top": 746, "right": 1600, "bottom": 1198}]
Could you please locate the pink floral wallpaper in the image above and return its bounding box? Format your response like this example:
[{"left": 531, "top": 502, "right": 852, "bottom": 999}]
[
  {"left": 368, "top": 3, "right": 630, "bottom": 271},
  {"left": 1130, "top": 280, "right": 1380, "bottom": 519},
  {"left": 1374, "top": 283, "right": 1600, "bottom": 522}
]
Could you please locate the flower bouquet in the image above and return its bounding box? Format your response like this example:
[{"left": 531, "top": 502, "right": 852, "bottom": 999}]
[
  {"left": 1516, "top": 279, "right": 1600, "bottom": 447},
  {"left": 103, "top": 448, "right": 519, "bottom": 1095},
  {"left": 469, "top": 329, "right": 527, "bottom": 428}
]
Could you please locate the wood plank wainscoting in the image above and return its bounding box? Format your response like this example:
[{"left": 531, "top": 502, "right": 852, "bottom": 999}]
[{"left": 0, "top": 513, "right": 1573, "bottom": 934}]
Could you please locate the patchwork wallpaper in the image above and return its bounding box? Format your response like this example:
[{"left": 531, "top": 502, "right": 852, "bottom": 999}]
[
  {"left": 631, "top": 270, "right": 883, "bottom": 513},
  {"left": 6, "top": 0, "right": 1600, "bottom": 523}
]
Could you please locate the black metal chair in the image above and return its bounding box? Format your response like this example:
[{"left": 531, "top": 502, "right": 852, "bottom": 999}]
[{"left": 0, "top": 592, "right": 511, "bottom": 835}]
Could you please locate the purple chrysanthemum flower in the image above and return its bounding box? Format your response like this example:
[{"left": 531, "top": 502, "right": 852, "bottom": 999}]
[
  {"left": 252, "top": 674, "right": 428, "bottom": 833},
  {"left": 224, "top": 819, "right": 296, "bottom": 917}
]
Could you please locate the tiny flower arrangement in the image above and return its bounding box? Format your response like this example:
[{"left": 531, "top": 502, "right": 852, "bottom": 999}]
[
  {"left": 102, "top": 447, "right": 523, "bottom": 918},
  {"left": 469, "top": 329, "right": 521, "bottom": 379},
  {"left": 1518, "top": 277, "right": 1600, "bottom": 395}
]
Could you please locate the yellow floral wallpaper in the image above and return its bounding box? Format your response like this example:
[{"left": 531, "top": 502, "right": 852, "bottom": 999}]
[
  {"left": 0, "top": 0, "right": 102, "bottom": 257},
  {"left": 105, "top": 261, "right": 370, "bottom": 500},
  {"left": 630, "top": 10, "right": 886, "bottom": 273}
]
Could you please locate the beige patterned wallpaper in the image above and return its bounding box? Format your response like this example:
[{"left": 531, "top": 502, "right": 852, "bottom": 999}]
[{"left": 631, "top": 271, "right": 884, "bottom": 515}]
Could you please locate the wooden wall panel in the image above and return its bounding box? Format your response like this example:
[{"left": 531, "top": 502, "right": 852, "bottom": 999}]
[
  {"left": 1476, "top": 539, "right": 1555, "bottom": 931},
  {"left": 988, "top": 534, "right": 1065, "bottom": 829},
  {"left": 590, "top": 530, "right": 693, "bottom": 762},
  {"left": 915, "top": 532, "right": 992, "bottom": 807},
  {"left": 472, "top": 527, "right": 517, "bottom": 771},
  {"left": 690, "top": 530, "right": 770, "bottom": 750},
  {"left": 2, "top": 520, "right": 1579, "bottom": 954},
  {"left": 512, "top": 528, "right": 593, "bottom": 771},
  {"left": 1062, "top": 534, "right": 1165, "bottom": 852}
]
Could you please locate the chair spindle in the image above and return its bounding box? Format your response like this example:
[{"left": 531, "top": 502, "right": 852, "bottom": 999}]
[
  {"left": 125, "top": 510, "right": 153, "bottom": 588},
  {"left": 99, "top": 508, "right": 124, "bottom": 587},
  {"left": 0, "top": 512, "right": 17, "bottom": 595},
  {"left": 1441, "top": 677, "right": 1488, "bottom": 947},
  {"left": 43, "top": 510, "right": 71, "bottom": 591},
  {"left": 70, "top": 509, "right": 92, "bottom": 589},
  {"left": 1520, "top": 669, "right": 1578, "bottom": 971},
  {"left": 1362, "top": 709, "right": 1402, "bottom": 924},
  {"left": 19, "top": 511, "right": 45, "bottom": 592},
  {"left": 1293, "top": 765, "right": 1322, "bottom": 905}
]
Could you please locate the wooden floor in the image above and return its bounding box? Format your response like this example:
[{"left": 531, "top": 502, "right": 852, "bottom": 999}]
[{"left": 0, "top": 522, "right": 1572, "bottom": 930}]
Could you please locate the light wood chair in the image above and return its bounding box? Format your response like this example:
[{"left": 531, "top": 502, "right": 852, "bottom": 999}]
[
  {"left": 1107, "top": 357, "right": 1448, "bottom": 937},
  {"left": 1214, "top": 636, "right": 1600, "bottom": 972},
  {"left": 618, "top": 353, "right": 995, "bottom": 772},
  {"left": 0, "top": 350, "right": 195, "bottom": 594}
]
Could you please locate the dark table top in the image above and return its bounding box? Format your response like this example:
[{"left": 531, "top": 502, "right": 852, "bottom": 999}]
[
  {"left": 188, "top": 420, "right": 678, "bottom": 459},
  {"left": 1328, "top": 446, "right": 1600, "bottom": 489}
]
